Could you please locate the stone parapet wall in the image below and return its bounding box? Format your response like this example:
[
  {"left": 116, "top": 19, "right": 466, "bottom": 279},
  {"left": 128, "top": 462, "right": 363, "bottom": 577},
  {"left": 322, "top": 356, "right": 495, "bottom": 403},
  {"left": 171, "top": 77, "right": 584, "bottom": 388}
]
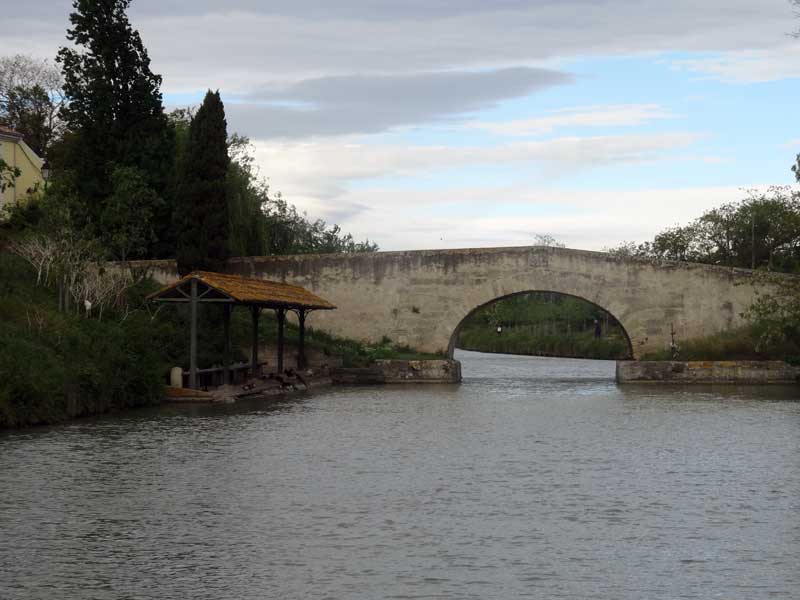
[{"left": 617, "top": 360, "right": 800, "bottom": 384}]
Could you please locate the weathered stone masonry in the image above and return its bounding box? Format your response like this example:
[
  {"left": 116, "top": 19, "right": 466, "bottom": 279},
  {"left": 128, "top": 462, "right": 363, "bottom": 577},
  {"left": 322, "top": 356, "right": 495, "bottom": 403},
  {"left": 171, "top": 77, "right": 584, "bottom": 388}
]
[{"left": 136, "top": 246, "right": 772, "bottom": 359}]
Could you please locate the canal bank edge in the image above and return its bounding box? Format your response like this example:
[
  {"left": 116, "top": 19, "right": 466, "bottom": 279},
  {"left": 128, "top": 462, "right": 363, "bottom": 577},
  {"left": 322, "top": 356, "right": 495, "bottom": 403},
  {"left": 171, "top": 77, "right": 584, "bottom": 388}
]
[
  {"left": 617, "top": 360, "right": 800, "bottom": 384},
  {"left": 331, "top": 359, "right": 462, "bottom": 384}
]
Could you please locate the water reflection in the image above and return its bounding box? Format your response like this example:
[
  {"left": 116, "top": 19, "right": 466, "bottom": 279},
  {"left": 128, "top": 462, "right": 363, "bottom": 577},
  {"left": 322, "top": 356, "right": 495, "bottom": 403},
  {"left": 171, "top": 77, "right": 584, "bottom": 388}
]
[{"left": 1, "top": 350, "right": 798, "bottom": 599}]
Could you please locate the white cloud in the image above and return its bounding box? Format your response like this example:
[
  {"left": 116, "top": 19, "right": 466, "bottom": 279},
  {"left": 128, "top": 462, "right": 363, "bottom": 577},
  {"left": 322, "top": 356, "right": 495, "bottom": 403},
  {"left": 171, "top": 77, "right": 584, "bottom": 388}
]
[
  {"left": 320, "top": 185, "right": 777, "bottom": 252},
  {"left": 316, "top": 186, "right": 780, "bottom": 250},
  {"left": 251, "top": 132, "right": 702, "bottom": 201},
  {"left": 670, "top": 44, "right": 800, "bottom": 83},
  {"left": 468, "top": 104, "right": 675, "bottom": 137}
]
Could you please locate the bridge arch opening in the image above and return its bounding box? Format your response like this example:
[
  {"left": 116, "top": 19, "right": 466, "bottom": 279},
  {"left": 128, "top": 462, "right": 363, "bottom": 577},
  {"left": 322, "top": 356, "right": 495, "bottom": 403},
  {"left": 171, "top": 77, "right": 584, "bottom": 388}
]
[{"left": 447, "top": 291, "right": 634, "bottom": 361}]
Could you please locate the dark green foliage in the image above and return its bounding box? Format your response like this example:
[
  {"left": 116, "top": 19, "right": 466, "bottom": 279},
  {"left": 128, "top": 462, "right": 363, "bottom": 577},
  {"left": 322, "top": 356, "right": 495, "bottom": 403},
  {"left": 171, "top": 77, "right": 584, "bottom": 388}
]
[
  {"left": 743, "top": 272, "right": 800, "bottom": 355},
  {"left": 100, "top": 166, "right": 160, "bottom": 261},
  {"left": 456, "top": 292, "right": 631, "bottom": 360},
  {"left": 2, "top": 192, "right": 44, "bottom": 230},
  {"left": 174, "top": 91, "right": 230, "bottom": 274},
  {"left": 55, "top": 0, "right": 173, "bottom": 238}
]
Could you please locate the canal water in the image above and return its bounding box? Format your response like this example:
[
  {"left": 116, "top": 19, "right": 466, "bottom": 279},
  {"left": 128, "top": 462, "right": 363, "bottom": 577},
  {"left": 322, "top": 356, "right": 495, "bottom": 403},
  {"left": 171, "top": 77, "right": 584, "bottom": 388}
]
[{"left": 1, "top": 350, "right": 799, "bottom": 599}]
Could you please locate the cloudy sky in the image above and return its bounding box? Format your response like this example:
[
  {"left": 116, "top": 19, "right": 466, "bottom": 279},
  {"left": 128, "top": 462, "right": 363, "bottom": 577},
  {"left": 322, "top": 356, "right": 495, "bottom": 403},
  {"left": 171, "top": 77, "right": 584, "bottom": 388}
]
[{"left": 5, "top": 0, "right": 800, "bottom": 250}]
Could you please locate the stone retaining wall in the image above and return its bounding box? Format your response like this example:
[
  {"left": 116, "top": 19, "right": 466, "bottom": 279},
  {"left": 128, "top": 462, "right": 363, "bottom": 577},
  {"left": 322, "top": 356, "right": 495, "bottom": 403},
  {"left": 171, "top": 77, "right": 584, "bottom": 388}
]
[
  {"left": 617, "top": 360, "right": 800, "bottom": 384},
  {"left": 331, "top": 359, "right": 462, "bottom": 384}
]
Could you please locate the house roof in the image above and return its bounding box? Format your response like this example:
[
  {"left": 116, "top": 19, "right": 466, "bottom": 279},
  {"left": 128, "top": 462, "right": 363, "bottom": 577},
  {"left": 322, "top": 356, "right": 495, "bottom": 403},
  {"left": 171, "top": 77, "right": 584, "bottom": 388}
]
[
  {"left": 148, "top": 270, "right": 336, "bottom": 311},
  {"left": 0, "top": 125, "right": 22, "bottom": 139}
]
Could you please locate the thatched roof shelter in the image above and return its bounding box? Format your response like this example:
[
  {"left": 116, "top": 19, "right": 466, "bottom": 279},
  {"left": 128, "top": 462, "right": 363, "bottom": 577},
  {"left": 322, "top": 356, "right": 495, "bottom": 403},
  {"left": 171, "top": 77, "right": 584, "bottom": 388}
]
[
  {"left": 148, "top": 271, "right": 336, "bottom": 310},
  {"left": 148, "top": 271, "right": 336, "bottom": 388}
]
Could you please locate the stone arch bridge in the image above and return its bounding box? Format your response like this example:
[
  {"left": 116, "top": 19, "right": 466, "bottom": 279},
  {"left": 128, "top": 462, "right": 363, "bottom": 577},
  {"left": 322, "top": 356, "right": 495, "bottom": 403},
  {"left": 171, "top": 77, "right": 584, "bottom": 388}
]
[{"left": 140, "top": 246, "right": 767, "bottom": 359}]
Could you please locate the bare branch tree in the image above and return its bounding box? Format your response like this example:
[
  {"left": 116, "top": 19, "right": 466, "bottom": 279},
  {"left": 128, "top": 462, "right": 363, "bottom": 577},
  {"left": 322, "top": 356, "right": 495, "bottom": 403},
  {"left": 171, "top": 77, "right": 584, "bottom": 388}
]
[
  {"left": 0, "top": 54, "right": 65, "bottom": 155},
  {"left": 532, "top": 233, "right": 566, "bottom": 248},
  {"left": 8, "top": 234, "right": 59, "bottom": 285}
]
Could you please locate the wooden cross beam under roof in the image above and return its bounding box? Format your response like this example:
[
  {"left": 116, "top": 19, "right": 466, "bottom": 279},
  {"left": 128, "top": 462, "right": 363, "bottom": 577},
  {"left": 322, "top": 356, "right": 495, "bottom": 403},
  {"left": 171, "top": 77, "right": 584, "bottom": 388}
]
[{"left": 148, "top": 271, "right": 336, "bottom": 389}]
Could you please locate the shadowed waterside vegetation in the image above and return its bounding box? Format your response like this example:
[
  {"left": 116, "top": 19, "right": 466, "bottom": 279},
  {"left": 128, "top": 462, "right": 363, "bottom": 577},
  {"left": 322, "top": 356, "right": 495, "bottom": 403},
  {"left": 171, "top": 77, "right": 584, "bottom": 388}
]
[
  {"left": 456, "top": 292, "right": 631, "bottom": 360},
  {"left": 0, "top": 252, "right": 166, "bottom": 427},
  {"left": 0, "top": 251, "right": 436, "bottom": 428}
]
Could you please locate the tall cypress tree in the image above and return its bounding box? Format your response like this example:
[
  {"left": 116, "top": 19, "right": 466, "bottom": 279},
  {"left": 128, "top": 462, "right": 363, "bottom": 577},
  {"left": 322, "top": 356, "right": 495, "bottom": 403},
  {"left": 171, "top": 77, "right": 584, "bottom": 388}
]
[
  {"left": 56, "top": 0, "right": 173, "bottom": 237},
  {"left": 175, "top": 90, "right": 230, "bottom": 275}
]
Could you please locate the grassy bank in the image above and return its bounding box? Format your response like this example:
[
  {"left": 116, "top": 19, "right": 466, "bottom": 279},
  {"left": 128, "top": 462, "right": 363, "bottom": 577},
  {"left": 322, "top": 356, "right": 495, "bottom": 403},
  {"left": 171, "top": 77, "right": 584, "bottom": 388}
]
[
  {"left": 0, "top": 253, "right": 172, "bottom": 427},
  {"left": 249, "top": 311, "right": 443, "bottom": 368},
  {"left": 640, "top": 324, "right": 800, "bottom": 364}
]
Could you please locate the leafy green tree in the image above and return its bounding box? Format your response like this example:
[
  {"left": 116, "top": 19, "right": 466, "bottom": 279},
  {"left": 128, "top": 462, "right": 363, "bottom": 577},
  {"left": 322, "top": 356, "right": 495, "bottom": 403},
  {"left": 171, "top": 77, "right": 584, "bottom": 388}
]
[
  {"left": 692, "top": 203, "right": 738, "bottom": 265},
  {"left": 56, "top": 0, "right": 173, "bottom": 236},
  {"left": 100, "top": 166, "right": 159, "bottom": 262},
  {"left": 739, "top": 189, "right": 800, "bottom": 271},
  {"left": 226, "top": 133, "right": 269, "bottom": 257},
  {"left": 261, "top": 194, "right": 378, "bottom": 255},
  {"left": 174, "top": 91, "right": 230, "bottom": 274},
  {"left": 651, "top": 224, "right": 699, "bottom": 261}
]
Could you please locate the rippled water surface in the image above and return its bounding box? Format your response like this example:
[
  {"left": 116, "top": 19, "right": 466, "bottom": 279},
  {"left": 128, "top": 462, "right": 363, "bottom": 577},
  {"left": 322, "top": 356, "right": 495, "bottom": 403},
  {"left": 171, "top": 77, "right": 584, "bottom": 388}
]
[{"left": 2, "top": 351, "right": 799, "bottom": 599}]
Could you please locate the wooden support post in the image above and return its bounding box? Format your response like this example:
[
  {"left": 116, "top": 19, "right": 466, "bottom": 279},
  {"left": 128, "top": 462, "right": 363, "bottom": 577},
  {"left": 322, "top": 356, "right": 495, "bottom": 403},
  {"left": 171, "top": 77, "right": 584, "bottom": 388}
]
[
  {"left": 250, "top": 305, "right": 261, "bottom": 379},
  {"left": 189, "top": 278, "right": 198, "bottom": 389},
  {"left": 276, "top": 308, "right": 286, "bottom": 374},
  {"left": 223, "top": 304, "right": 232, "bottom": 385},
  {"left": 297, "top": 309, "right": 307, "bottom": 370}
]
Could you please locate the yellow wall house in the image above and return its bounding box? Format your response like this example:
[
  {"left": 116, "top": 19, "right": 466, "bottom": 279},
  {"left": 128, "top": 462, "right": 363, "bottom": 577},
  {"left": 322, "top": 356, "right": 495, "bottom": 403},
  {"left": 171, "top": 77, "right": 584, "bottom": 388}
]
[{"left": 0, "top": 125, "right": 45, "bottom": 216}]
